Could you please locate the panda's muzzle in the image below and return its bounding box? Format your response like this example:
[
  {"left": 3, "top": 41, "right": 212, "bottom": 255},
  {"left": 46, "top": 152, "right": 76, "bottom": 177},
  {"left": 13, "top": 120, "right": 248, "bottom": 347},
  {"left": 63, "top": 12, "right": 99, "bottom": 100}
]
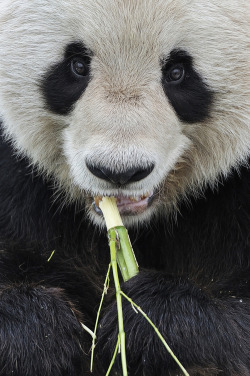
[
  {"left": 86, "top": 162, "right": 155, "bottom": 186},
  {"left": 86, "top": 162, "right": 156, "bottom": 216}
]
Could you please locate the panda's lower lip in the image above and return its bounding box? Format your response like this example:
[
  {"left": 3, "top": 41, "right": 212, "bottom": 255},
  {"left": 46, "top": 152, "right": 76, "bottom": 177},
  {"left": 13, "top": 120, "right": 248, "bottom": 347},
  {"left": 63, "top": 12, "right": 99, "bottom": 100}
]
[{"left": 92, "top": 192, "right": 155, "bottom": 216}]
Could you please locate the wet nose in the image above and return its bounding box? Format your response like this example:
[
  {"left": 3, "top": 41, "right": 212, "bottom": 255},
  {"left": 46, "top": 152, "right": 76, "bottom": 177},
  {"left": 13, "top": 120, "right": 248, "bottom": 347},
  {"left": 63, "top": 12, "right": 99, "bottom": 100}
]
[{"left": 86, "top": 163, "right": 154, "bottom": 185}]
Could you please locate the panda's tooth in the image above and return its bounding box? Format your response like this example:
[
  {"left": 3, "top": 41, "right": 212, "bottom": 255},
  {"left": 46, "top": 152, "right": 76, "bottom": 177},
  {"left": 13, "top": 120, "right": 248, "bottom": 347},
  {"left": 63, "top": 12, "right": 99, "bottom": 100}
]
[
  {"left": 141, "top": 192, "right": 149, "bottom": 200},
  {"left": 129, "top": 196, "right": 138, "bottom": 202},
  {"left": 94, "top": 196, "right": 103, "bottom": 208},
  {"left": 92, "top": 200, "right": 102, "bottom": 214}
]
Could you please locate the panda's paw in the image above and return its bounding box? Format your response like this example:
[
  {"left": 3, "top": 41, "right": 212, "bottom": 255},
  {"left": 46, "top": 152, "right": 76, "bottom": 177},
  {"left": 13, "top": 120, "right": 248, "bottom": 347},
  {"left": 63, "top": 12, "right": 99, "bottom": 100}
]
[
  {"left": 96, "top": 271, "right": 216, "bottom": 375},
  {"left": 0, "top": 284, "right": 91, "bottom": 376}
]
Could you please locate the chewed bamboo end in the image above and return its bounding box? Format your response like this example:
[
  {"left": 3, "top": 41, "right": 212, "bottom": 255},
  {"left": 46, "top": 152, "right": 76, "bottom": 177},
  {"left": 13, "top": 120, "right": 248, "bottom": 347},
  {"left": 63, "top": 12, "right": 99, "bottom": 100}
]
[{"left": 98, "top": 196, "right": 124, "bottom": 230}]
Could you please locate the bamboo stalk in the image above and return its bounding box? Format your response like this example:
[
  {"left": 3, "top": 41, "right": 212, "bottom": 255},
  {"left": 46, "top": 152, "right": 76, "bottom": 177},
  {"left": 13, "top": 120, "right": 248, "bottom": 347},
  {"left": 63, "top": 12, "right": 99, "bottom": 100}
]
[
  {"left": 95, "top": 196, "right": 189, "bottom": 376},
  {"left": 115, "top": 226, "right": 138, "bottom": 281},
  {"left": 109, "top": 228, "right": 128, "bottom": 376},
  {"left": 105, "top": 336, "right": 120, "bottom": 376},
  {"left": 99, "top": 197, "right": 139, "bottom": 282},
  {"left": 90, "top": 263, "right": 112, "bottom": 373}
]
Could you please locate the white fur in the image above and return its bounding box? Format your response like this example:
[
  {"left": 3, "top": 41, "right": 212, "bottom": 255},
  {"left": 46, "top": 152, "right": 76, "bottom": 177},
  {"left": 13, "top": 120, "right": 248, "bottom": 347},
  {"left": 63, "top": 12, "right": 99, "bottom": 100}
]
[{"left": 0, "top": 0, "right": 249, "bottom": 226}]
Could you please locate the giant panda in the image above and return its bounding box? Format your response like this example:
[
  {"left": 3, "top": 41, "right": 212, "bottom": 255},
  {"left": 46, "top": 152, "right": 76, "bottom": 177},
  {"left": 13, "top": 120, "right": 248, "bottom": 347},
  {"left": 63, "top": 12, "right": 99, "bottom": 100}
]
[{"left": 0, "top": 0, "right": 249, "bottom": 375}]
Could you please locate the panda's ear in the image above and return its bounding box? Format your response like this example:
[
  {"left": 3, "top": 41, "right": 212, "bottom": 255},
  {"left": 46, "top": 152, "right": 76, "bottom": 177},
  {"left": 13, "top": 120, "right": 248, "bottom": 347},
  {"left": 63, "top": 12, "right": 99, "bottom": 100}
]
[
  {"left": 161, "top": 49, "right": 213, "bottom": 124},
  {"left": 41, "top": 42, "right": 92, "bottom": 115}
]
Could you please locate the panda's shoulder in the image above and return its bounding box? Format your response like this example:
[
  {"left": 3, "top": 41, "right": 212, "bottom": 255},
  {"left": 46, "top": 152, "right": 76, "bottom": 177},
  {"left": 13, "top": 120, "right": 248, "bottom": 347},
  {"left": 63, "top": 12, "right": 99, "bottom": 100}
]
[
  {"left": 0, "top": 126, "right": 53, "bottom": 241},
  {"left": 0, "top": 129, "right": 28, "bottom": 195},
  {"left": 0, "top": 127, "right": 41, "bottom": 200},
  {"left": 199, "top": 165, "right": 250, "bottom": 218},
  {"left": 0, "top": 125, "right": 92, "bottom": 251},
  {"left": 178, "top": 164, "right": 250, "bottom": 245}
]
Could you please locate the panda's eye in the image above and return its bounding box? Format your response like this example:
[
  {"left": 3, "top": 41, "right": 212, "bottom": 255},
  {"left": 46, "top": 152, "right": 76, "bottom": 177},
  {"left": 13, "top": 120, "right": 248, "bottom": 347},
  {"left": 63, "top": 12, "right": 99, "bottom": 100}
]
[
  {"left": 71, "top": 57, "right": 89, "bottom": 77},
  {"left": 164, "top": 64, "right": 185, "bottom": 83}
]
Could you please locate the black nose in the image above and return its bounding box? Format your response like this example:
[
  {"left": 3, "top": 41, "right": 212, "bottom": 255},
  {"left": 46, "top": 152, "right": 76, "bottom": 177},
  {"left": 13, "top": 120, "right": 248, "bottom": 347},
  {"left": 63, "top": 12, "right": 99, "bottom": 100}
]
[{"left": 86, "top": 163, "right": 154, "bottom": 185}]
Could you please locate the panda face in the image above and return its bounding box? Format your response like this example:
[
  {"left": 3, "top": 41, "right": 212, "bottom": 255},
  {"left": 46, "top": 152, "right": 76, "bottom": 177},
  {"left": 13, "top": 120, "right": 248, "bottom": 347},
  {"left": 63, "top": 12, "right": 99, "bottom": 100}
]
[{"left": 0, "top": 0, "right": 249, "bottom": 227}]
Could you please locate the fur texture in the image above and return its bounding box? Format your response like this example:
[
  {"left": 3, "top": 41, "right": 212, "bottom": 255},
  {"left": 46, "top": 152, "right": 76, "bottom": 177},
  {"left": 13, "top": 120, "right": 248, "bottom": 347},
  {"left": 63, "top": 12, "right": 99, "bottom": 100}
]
[{"left": 0, "top": 0, "right": 249, "bottom": 375}]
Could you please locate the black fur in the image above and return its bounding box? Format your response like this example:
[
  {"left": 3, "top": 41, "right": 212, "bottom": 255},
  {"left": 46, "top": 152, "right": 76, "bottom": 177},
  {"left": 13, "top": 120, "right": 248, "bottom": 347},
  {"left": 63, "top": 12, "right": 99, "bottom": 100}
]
[
  {"left": 0, "top": 129, "right": 250, "bottom": 375},
  {"left": 0, "top": 285, "right": 86, "bottom": 376},
  {"left": 162, "top": 50, "right": 213, "bottom": 123},
  {"left": 41, "top": 42, "right": 91, "bottom": 115}
]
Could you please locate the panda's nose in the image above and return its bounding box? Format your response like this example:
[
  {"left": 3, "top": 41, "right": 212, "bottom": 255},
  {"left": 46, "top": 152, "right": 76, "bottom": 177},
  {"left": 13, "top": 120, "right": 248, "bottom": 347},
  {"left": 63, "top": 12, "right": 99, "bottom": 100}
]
[{"left": 86, "top": 163, "right": 154, "bottom": 185}]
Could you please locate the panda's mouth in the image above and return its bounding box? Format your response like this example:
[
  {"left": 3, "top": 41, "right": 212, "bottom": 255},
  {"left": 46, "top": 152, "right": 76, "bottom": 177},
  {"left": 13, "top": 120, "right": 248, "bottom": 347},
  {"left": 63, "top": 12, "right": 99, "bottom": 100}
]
[{"left": 92, "top": 192, "right": 155, "bottom": 216}]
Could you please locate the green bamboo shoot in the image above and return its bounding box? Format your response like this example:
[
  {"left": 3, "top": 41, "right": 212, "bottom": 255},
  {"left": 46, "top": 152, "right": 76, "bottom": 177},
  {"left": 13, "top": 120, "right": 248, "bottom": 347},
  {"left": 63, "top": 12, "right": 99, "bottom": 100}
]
[{"left": 99, "top": 197, "right": 139, "bottom": 281}]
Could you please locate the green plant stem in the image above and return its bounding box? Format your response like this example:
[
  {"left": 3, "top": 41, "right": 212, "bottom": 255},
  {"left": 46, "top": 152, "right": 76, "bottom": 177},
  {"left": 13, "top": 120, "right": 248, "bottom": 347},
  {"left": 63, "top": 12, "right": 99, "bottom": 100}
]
[
  {"left": 47, "top": 250, "right": 55, "bottom": 262},
  {"left": 92, "top": 197, "right": 187, "bottom": 376},
  {"left": 115, "top": 226, "right": 139, "bottom": 281},
  {"left": 90, "top": 263, "right": 112, "bottom": 373},
  {"left": 105, "top": 336, "right": 120, "bottom": 376},
  {"left": 109, "top": 228, "right": 128, "bottom": 376},
  {"left": 120, "top": 291, "right": 190, "bottom": 376},
  {"left": 113, "top": 228, "right": 130, "bottom": 282}
]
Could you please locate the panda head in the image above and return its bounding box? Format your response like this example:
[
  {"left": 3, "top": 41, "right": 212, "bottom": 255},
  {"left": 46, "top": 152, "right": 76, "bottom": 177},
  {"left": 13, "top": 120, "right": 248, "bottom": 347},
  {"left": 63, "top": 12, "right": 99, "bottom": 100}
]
[{"left": 0, "top": 0, "right": 249, "bottom": 227}]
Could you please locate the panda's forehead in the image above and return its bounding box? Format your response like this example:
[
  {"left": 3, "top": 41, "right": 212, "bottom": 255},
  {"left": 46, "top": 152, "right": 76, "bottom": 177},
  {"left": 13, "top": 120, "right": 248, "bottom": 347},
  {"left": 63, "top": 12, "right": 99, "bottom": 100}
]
[
  {"left": 2, "top": 0, "right": 245, "bottom": 67},
  {"left": 29, "top": 0, "right": 191, "bottom": 59},
  {"left": 71, "top": 0, "right": 186, "bottom": 50}
]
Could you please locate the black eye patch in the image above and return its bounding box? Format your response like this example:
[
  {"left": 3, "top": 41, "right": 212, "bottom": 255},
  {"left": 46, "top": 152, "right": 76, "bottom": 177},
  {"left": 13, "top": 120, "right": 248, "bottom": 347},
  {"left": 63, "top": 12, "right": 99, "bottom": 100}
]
[
  {"left": 162, "top": 49, "right": 213, "bottom": 123},
  {"left": 41, "top": 42, "right": 91, "bottom": 115}
]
